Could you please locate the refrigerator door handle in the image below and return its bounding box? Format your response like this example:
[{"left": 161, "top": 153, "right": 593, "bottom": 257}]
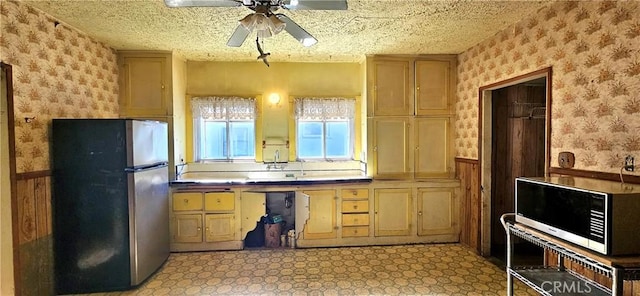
[{"left": 125, "top": 163, "right": 169, "bottom": 173}]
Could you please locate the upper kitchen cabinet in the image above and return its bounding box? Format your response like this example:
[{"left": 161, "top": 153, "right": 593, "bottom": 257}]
[
  {"left": 366, "top": 58, "right": 412, "bottom": 116},
  {"left": 415, "top": 59, "right": 456, "bottom": 115},
  {"left": 414, "top": 117, "right": 453, "bottom": 178},
  {"left": 118, "top": 51, "right": 173, "bottom": 117},
  {"left": 369, "top": 117, "right": 412, "bottom": 179},
  {"left": 366, "top": 55, "right": 456, "bottom": 116},
  {"left": 118, "top": 51, "right": 187, "bottom": 180}
]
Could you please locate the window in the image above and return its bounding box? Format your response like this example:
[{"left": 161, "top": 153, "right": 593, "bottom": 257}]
[
  {"left": 295, "top": 98, "right": 355, "bottom": 160},
  {"left": 192, "top": 96, "right": 256, "bottom": 161}
]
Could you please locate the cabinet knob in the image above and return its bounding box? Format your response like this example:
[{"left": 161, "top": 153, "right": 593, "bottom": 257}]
[
  {"left": 353, "top": 205, "right": 358, "bottom": 209},
  {"left": 418, "top": 211, "right": 423, "bottom": 216},
  {"left": 184, "top": 199, "right": 188, "bottom": 203},
  {"left": 352, "top": 191, "right": 358, "bottom": 195},
  {"left": 217, "top": 198, "right": 221, "bottom": 203},
  {"left": 416, "top": 86, "right": 420, "bottom": 91}
]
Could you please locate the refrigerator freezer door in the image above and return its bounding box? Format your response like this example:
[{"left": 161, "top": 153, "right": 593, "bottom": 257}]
[
  {"left": 128, "top": 120, "right": 169, "bottom": 168},
  {"left": 128, "top": 165, "right": 170, "bottom": 285}
]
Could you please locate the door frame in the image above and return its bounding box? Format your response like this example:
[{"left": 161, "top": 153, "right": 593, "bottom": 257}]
[
  {"left": 1, "top": 62, "right": 18, "bottom": 295},
  {"left": 477, "top": 67, "right": 552, "bottom": 256}
]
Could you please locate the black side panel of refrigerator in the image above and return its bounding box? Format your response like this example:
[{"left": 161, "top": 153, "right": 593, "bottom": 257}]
[{"left": 52, "top": 119, "right": 132, "bottom": 294}]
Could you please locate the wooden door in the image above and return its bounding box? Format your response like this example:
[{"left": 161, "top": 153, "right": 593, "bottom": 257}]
[
  {"left": 369, "top": 59, "right": 412, "bottom": 116},
  {"left": 173, "top": 214, "right": 202, "bottom": 243},
  {"left": 240, "top": 192, "right": 266, "bottom": 240},
  {"left": 120, "top": 56, "right": 169, "bottom": 116},
  {"left": 371, "top": 117, "right": 411, "bottom": 179},
  {"left": 415, "top": 60, "right": 451, "bottom": 115},
  {"left": 302, "top": 190, "right": 337, "bottom": 239},
  {"left": 204, "top": 214, "right": 235, "bottom": 242},
  {"left": 417, "top": 188, "right": 457, "bottom": 236},
  {"left": 415, "top": 117, "right": 451, "bottom": 178},
  {"left": 374, "top": 188, "right": 411, "bottom": 236}
]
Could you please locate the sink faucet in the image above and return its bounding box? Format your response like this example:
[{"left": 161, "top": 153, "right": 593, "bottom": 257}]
[{"left": 274, "top": 149, "right": 279, "bottom": 164}]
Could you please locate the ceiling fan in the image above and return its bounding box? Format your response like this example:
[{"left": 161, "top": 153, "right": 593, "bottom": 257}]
[{"left": 164, "top": 0, "right": 348, "bottom": 47}]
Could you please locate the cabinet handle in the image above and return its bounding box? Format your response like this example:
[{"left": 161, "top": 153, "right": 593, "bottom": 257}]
[
  {"left": 353, "top": 205, "right": 358, "bottom": 209},
  {"left": 418, "top": 211, "right": 423, "bottom": 216},
  {"left": 161, "top": 84, "right": 165, "bottom": 89},
  {"left": 352, "top": 191, "right": 358, "bottom": 195},
  {"left": 197, "top": 227, "right": 201, "bottom": 231},
  {"left": 184, "top": 199, "right": 188, "bottom": 203},
  {"left": 217, "top": 198, "right": 221, "bottom": 203},
  {"left": 354, "top": 229, "right": 358, "bottom": 234},
  {"left": 416, "top": 86, "right": 420, "bottom": 91}
]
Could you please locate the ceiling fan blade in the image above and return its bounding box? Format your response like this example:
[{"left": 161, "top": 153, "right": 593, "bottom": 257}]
[
  {"left": 275, "top": 14, "right": 317, "bottom": 47},
  {"left": 227, "top": 24, "right": 251, "bottom": 47},
  {"left": 282, "top": 0, "right": 347, "bottom": 10},
  {"left": 164, "top": 0, "right": 242, "bottom": 8}
]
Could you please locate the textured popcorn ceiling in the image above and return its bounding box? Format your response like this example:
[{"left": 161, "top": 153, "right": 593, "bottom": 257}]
[{"left": 24, "top": 0, "right": 550, "bottom": 62}]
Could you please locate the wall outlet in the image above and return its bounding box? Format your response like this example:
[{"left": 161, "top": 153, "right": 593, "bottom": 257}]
[{"left": 624, "top": 155, "right": 635, "bottom": 172}]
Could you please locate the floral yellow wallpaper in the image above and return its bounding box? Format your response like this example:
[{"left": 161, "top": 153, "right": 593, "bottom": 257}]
[
  {"left": 0, "top": 1, "right": 119, "bottom": 174},
  {"left": 456, "top": 1, "right": 640, "bottom": 176}
]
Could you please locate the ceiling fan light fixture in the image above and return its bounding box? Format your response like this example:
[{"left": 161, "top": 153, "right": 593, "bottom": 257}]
[{"left": 239, "top": 13, "right": 286, "bottom": 38}]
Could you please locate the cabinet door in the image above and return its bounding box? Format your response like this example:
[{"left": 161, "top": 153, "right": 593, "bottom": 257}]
[
  {"left": 415, "top": 60, "right": 451, "bottom": 115},
  {"left": 415, "top": 117, "right": 451, "bottom": 178},
  {"left": 204, "top": 214, "right": 235, "bottom": 242},
  {"left": 120, "top": 56, "right": 169, "bottom": 116},
  {"left": 173, "top": 214, "right": 202, "bottom": 243},
  {"left": 204, "top": 192, "right": 235, "bottom": 212},
  {"left": 371, "top": 117, "right": 411, "bottom": 179},
  {"left": 417, "top": 188, "right": 457, "bottom": 236},
  {"left": 374, "top": 189, "right": 411, "bottom": 236},
  {"left": 240, "top": 192, "right": 266, "bottom": 240},
  {"left": 302, "top": 190, "right": 337, "bottom": 239},
  {"left": 370, "top": 60, "right": 412, "bottom": 116}
]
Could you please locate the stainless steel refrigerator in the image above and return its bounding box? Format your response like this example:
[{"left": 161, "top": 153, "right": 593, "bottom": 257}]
[{"left": 52, "top": 119, "right": 170, "bottom": 294}]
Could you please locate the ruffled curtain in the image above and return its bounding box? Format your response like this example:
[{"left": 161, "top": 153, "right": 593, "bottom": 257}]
[
  {"left": 191, "top": 96, "right": 256, "bottom": 120},
  {"left": 294, "top": 97, "right": 355, "bottom": 120}
]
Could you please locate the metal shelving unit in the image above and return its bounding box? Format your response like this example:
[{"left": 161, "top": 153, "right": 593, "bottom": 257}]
[{"left": 501, "top": 213, "right": 640, "bottom": 296}]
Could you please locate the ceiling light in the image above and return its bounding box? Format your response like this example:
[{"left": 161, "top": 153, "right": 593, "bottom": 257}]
[
  {"left": 301, "top": 37, "right": 317, "bottom": 47},
  {"left": 239, "top": 13, "right": 286, "bottom": 39}
]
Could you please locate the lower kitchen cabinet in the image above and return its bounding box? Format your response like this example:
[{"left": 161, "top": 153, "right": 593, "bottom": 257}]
[
  {"left": 205, "top": 214, "right": 235, "bottom": 242},
  {"left": 417, "top": 188, "right": 457, "bottom": 236},
  {"left": 302, "top": 190, "right": 337, "bottom": 239},
  {"left": 173, "top": 214, "right": 202, "bottom": 243},
  {"left": 374, "top": 188, "right": 412, "bottom": 236}
]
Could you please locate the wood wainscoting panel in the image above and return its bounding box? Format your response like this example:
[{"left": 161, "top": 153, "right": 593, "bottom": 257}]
[
  {"left": 16, "top": 174, "right": 52, "bottom": 243},
  {"left": 455, "top": 158, "right": 480, "bottom": 253}
]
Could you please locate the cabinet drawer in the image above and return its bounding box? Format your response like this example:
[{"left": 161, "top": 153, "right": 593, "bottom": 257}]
[
  {"left": 342, "top": 226, "right": 369, "bottom": 237},
  {"left": 342, "top": 214, "right": 369, "bottom": 226},
  {"left": 341, "top": 200, "right": 369, "bottom": 213},
  {"left": 341, "top": 189, "right": 369, "bottom": 199},
  {"left": 173, "top": 192, "right": 203, "bottom": 211},
  {"left": 204, "top": 192, "right": 235, "bottom": 211}
]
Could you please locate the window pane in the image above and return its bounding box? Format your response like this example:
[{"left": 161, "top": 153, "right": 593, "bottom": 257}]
[
  {"left": 229, "top": 121, "right": 255, "bottom": 158},
  {"left": 202, "top": 121, "right": 227, "bottom": 159},
  {"left": 326, "top": 121, "right": 350, "bottom": 158},
  {"left": 298, "top": 121, "right": 323, "bottom": 158}
]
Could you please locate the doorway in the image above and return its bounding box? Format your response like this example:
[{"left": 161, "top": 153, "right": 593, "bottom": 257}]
[
  {"left": 1, "top": 62, "right": 16, "bottom": 295},
  {"left": 478, "top": 68, "right": 551, "bottom": 261}
]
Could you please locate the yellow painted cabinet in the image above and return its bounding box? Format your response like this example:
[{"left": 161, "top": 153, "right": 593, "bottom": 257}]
[
  {"left": 302, "top": 190, "right": 337, "bottom": 239},
  {"left": 368, "top": 59, "right": 412, "bottom": 116},
  {"left": 415, "top": 60, "right": 453, "bottom": 115},
  {"left": 417, "top": 188, "right": 457, "bottom": 236},
  {"left": 374, "top": 188, "right": 411, "bottom": 236},
  {"left": 205, "top": 214, "right": 235, "bottom": 242},
  {"left": 414, "top": 117, "right": 452, "bottom": 178},
  {"left": 205, "top": 192, "right": 235, "bottom": 212},
  {"left": 173, "top": 214, "right": 202, "bottom": 243},
  {"left": 240, "top": 192, "right": 266, "bottom": 240},
  {"left": 370, "top": 117, "right": 412, "bottom": 179},
  {"left": 340, "top": 189, "right": 370, "bottom": 238},
  {"left": 119, "top": 55, "right": 171, "bottom": 117}
]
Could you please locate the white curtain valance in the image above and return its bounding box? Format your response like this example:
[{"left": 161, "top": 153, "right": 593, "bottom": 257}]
[
  {"left": 294, "top": 97, "right": 355, "bottom": 120},
  {"left": 191, "top": 96, "right": 256, "bottom": 120}
]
